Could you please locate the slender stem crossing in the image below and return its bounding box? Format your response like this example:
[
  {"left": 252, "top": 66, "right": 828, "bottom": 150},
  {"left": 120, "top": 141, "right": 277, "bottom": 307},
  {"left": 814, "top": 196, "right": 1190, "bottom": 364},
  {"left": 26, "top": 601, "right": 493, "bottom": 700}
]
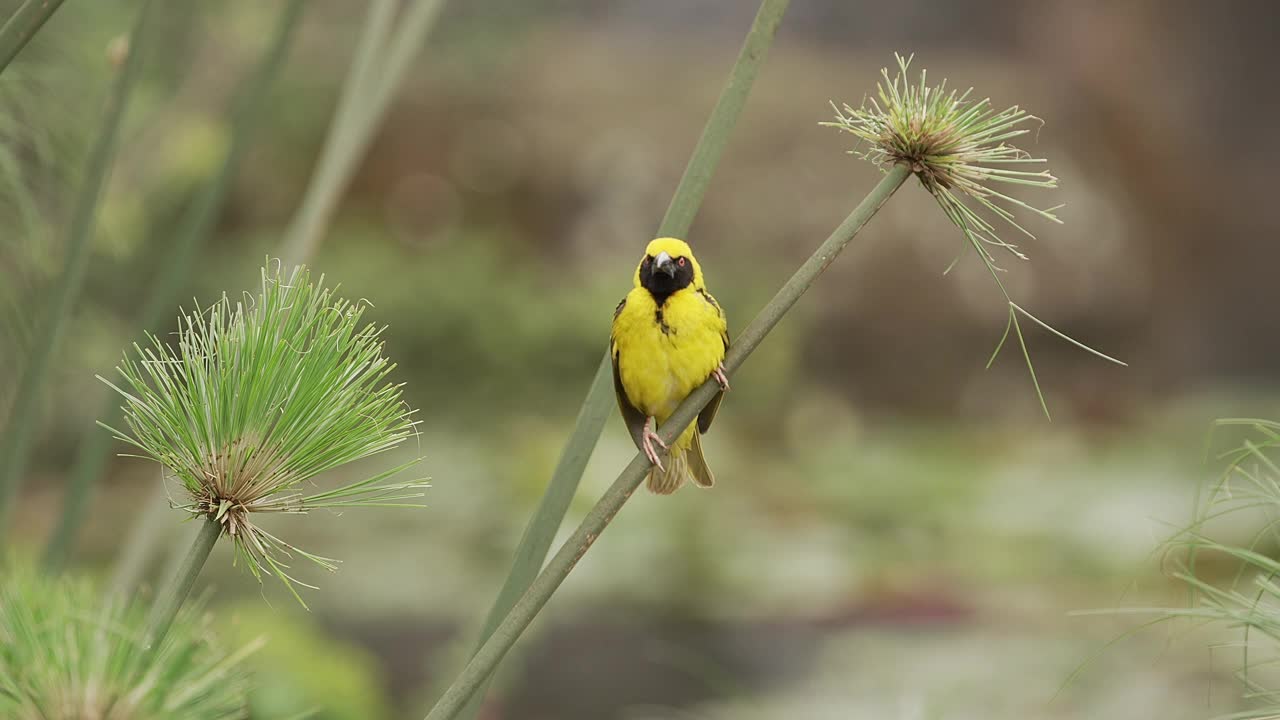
[
  {"left": 449, "top": 1, "right": 793, "bottom": 715},
  {"left": 425, "top": 165, "right": 911, "bottom": 720}
]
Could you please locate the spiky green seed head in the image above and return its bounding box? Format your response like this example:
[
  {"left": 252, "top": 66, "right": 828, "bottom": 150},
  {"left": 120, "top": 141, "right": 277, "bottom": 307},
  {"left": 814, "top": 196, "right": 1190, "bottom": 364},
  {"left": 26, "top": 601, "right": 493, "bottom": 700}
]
[
  {"left": 99, "top": 262, "right": 427, "bottom": 605},
  {"left": 824, "top": 54, "right": 1124, "bottom": 419},
  {"left": 823, "top": 52, "right": 1062, "bottom": 267}
]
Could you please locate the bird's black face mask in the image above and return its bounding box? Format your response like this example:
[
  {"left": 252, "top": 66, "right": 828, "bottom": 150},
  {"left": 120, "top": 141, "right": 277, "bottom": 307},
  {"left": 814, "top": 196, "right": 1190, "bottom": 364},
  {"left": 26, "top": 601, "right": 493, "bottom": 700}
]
[{"left": 640, "top": 251, "right": 694, "bottom": 305}]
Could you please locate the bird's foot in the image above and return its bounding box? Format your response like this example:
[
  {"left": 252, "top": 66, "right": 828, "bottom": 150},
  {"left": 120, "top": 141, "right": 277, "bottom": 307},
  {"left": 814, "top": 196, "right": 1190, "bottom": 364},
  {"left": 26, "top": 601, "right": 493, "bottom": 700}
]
[
  {"left": 642, "top": 422, "right": 667, "bottom": 471},
  {"left": 712, "top": 363, "right": 730, "bottom": 392}
]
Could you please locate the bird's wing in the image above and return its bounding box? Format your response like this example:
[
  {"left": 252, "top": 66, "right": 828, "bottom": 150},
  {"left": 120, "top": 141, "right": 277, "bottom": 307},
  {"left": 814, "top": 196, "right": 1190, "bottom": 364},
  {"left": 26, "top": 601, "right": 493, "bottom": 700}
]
[
  {"left": 611, "top": 297, "right": 649, "bottom": 452},
  {"left": 696, "top": 289, "right": 729, "bottom": 434}
]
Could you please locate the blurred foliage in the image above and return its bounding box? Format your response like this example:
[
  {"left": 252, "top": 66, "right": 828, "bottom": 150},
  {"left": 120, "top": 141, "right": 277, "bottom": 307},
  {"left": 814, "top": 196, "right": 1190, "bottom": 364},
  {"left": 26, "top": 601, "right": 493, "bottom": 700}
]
[
  {"left": 0, "top": 558, "right": 253, "bottom": 719},
  {"left": 225, "top": 602, "right": 394, "bottom": 720}
]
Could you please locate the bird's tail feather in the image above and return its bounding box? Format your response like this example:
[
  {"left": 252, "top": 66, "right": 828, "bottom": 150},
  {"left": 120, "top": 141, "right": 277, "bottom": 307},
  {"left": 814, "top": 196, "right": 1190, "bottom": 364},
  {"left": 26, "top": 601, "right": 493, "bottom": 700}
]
[
  {"left": 645, "top": 432, "right": 714, "bottom": 494},
  {"left": 645, "top": 452, "right": 686, "bottom": 494},
  {"left": 687, "top": 432, "right": 715, "bottom": 488}
]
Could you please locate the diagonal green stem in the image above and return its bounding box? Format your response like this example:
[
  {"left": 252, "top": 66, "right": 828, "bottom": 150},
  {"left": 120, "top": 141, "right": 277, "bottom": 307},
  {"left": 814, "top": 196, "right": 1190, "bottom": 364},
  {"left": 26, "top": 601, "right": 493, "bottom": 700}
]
[
  {"left": 40, "top": 0, "right": 309, "bottom": 572},
  {"left": 0, "top": 0, "right": 67, "bottom": 73},
  {"left": 0, "top": 0, "right": 157, "bottom": 540},
  {"left": 279, "top": 0, "right": 446, "bottom": 267},
  {"left": 143, "top": 515, "right": 220, "bottom": 650},
  {"left": 425, "top": 164, "right": 911, "bottom": 720},
  {"left": 321, "top": 0, "right": 397, "bottom": 166},
  {"left": 655, "top": 0, "right": 791, "bottom": 240},
  {"left": 451, "top": 0, "right": 791, "bottom": 714}
]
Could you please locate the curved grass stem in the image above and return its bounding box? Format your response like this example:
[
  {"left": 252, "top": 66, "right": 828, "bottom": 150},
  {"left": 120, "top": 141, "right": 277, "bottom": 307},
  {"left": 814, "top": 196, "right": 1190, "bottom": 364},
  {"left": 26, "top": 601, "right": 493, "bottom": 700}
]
[
  {"left": 424, "top": 164, "right": 911, "bottom": 720},
  {"left": 969, "top": 224, "right": 1126, "bottom": 420},
  {"left": 448, "top": 1, "right": 792, "bottom": 715}
]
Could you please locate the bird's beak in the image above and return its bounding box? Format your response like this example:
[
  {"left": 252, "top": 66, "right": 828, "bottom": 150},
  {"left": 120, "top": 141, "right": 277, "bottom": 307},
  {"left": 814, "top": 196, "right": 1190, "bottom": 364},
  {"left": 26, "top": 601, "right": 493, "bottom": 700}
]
[{"left": 653, "top": 251, "right": 676, "bottom": 278}]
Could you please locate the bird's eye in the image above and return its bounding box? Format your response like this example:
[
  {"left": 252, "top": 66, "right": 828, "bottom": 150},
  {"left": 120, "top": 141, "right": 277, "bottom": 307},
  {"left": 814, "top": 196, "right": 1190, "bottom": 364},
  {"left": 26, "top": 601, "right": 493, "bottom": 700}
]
[{"left": 677, "top": 257, "right": 686, "bottom": 267}]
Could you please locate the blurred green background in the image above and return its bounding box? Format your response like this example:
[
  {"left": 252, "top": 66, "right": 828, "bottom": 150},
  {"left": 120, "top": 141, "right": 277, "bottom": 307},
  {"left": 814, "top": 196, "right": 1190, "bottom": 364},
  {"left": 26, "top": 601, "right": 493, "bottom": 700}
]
[{"left": 3, "top": 1, "right": 1279, "bottom": 718}]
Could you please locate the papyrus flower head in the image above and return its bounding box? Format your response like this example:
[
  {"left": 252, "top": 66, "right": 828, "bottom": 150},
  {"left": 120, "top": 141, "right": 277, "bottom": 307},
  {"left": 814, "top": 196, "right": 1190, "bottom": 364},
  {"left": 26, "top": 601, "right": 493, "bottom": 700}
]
[
  {"left": 825, "top": 54, "right": 1123, "bottom": 417},
  {"left": 100, "top": 263, "right": 425, "bottom": 602},
  {"left": 824, "top": 52, "right": 1061, "bottom": 268}
]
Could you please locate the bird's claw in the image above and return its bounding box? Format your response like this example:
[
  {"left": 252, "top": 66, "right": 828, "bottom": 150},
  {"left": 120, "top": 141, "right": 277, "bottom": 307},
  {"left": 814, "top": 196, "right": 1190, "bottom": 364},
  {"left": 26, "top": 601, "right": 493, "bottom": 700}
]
[
  {"left": 713, "top": 364, "right": 730, "bottom": 392},
  {"left": 642, "top": 423, "right": 667, "bottom": 471}
]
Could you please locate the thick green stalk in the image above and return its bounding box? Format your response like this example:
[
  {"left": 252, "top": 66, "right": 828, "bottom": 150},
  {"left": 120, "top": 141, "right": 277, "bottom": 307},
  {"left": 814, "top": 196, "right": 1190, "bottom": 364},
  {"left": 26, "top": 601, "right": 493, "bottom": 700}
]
[
  {"left": 279, "top": 0, "right": 446, "bottom": 266},
  {"left": 0, "top": 0, "right": 157, "bottom": 540},
  {"left": 426, "top": 164, "right": 912, "bottom": 720},
  {"left": 144, "top": 515, "right": 220, "bottom": 649},
  {"left": 452, "top": 1, "right": 791, "bottom": 714},
  {"left": 0, "top": 0, "right": 67, "bottom": 73},
  {"left": 40, "top": 0, "right": 309, "bottom": 572}
]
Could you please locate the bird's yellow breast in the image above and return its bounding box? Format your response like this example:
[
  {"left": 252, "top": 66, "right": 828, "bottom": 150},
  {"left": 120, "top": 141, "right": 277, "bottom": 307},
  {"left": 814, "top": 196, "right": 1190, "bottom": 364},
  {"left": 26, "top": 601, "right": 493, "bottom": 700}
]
[{"left": 612, "top": 286, "right": 726, "bottom": 423}]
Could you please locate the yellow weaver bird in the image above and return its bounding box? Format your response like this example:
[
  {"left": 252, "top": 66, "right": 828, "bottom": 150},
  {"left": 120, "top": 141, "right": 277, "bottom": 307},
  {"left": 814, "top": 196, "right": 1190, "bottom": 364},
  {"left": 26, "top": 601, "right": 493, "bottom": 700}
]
[{"left": 611, "top": 237, "right": 729, "bottom": 494}]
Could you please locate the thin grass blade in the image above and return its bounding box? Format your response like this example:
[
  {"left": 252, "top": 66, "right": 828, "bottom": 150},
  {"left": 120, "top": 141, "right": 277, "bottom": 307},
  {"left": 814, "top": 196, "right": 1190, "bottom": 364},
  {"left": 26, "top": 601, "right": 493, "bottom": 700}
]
[
  {"left": 0, "top": 0, "right": 159, "bottom": 539},
  {"left": 280, "top": 0, "right": 445, "bottom": 266}
]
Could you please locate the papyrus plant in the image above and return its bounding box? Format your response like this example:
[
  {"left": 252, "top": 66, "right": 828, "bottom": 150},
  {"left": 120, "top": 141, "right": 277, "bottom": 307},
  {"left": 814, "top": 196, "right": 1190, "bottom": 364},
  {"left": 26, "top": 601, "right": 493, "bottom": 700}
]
[
  {"left": 824, "top": 53, "right": 1125, "bottom": 416},
  {"left": 102, "top": 0, "right": 448, "bottom": 595},
  {"left": 99, "top": 263, "right": 425, "bottom": 641},
  {"left": 0, "top": 560, "right": 259, "bottom": 720},
  {"left": 44, "top": 0, "right": 308, "bottom": 573}
]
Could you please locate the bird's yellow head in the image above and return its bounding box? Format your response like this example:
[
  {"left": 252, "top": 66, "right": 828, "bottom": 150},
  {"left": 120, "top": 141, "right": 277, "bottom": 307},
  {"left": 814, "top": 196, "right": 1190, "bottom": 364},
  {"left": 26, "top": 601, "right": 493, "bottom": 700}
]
[{"left": 633, "top": 237, "right": 705, "bottom": 303}]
